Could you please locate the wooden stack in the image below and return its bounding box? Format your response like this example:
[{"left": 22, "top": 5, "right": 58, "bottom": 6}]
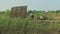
[{"left": 10, "top": 6, "right": 27, "bottom": 18}]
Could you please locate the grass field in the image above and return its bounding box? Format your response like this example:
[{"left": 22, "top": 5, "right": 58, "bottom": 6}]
[{"left": 0, "top": 10, "right": 60, "bottom": 34}]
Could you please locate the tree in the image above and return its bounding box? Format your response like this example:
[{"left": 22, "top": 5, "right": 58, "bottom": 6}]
[
  {"left": 56, "top": 10, "right": 60, "bottom": 13},
  {"left": 4, "top": 9, "right": 11, "bottom": 16},
  {"left": 27, "top": 10, "right": 33, "bottom": 14}
]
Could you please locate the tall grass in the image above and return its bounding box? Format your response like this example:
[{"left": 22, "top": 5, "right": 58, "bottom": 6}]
[
  {"left": 0, "top": 11, "right": 60, "bottom": 34},
  {"left": 0, "top": 15, "right": 60, "bottom": 34}
]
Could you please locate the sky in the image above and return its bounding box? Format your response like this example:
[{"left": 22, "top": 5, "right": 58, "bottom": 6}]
[{"left": 0, "top": 0, "right": 60, "bottom": 11}]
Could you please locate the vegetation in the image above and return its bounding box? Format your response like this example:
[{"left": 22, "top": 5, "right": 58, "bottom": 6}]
[{"left": 0, "top": 10, "right": 60, "bottom": 34}]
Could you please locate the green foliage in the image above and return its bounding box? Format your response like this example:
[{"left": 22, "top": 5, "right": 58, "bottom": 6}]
[
  {"left": 4, "top": 9, "right": 11, "bottom": 16},
  {"left": 27, "top": 10, "right": 33, "bottom": 14},
  {"left": 0, "top": 10, "right": 60, "bottom": 34},
  {"left": 56, "top": 10, "right": 60, "bottom": 13},
  {"left": 0, "top": 16, "right": 60, "bottom": 34}
]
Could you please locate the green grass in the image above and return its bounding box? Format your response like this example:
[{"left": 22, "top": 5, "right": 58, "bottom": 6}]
[
  {"left": 0, "top": 15, "right": 60, "bottom": 34},
  {"left": 0, "top": 11, "right": 60, "bottom": 34}
]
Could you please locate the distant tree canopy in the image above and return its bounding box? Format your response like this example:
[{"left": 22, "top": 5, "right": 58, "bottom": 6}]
[
  {"left": 27, "top": 10, "right": 60, "bottom": 16},
  {"left": 0, "top": 9, "right": 11, "bottom": 16},
  {"left": 28, "top": 10, "right": 33, "bottom": 13},
  {"left": 4, "top": 9, "right": 11, "bottom": 16},
  {"left": 48, "top": 10, "right": 60, "bottom": 13},
  {"left": 27, "top": 10, "right": 33, "bottom": 15},
  {"left": 55, "top": 10, "right": 60, "bottom": 13},
  {"left": 0, "top": 9, "right": 60, "bottom": 16}
]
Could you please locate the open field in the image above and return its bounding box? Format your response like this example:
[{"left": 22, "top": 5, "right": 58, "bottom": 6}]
[{"left": 0, "top": 10, "right": 60, "bottom": 34}]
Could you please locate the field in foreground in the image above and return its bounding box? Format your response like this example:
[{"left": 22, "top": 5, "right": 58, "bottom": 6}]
[
  {"left": 0, "top": 16, "right": 60, "bottom": 34},
  {"left": 0, "top": 10, "right": 60, "bottom": 34}
]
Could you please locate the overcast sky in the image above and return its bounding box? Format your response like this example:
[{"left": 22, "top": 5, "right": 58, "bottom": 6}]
[{"left": 0, "top": 0, "right": 60, "bottom": 11}]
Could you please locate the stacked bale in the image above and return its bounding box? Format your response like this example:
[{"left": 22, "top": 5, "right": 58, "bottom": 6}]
[{"left": 10, "top": 6, "right": 27, "bottom": 18}]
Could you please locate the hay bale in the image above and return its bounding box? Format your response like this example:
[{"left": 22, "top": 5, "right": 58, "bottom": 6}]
[{"left": 10, "top": 6, "right": 27, "bottom": 18}]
